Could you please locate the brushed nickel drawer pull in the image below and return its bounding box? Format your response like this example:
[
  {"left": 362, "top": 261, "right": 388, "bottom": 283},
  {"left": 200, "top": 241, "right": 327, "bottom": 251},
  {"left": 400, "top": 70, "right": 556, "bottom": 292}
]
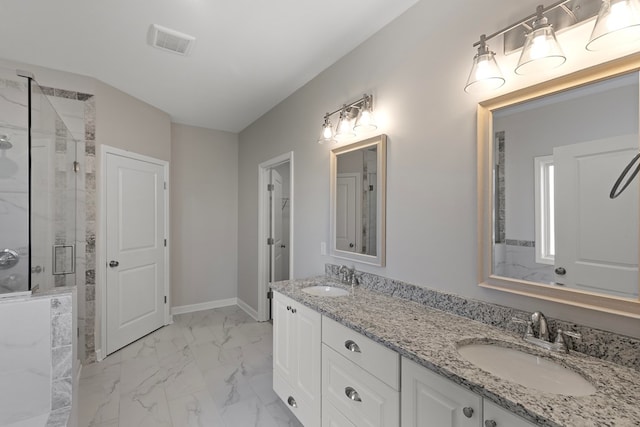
[
  {"left": 287, "top": 396, "right": 297, "bottom": 408},
  {"left": 345, "top": 386, "right": 362, "bottom": 402},
  {"left": 344, "top": 340, "right": 361, "bottom": 353}
]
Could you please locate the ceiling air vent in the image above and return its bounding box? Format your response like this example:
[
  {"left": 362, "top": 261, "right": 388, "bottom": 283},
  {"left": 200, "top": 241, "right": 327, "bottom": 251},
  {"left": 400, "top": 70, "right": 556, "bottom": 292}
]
[{"left": 148, "top": 24, "right": 195, "bottom": 56}]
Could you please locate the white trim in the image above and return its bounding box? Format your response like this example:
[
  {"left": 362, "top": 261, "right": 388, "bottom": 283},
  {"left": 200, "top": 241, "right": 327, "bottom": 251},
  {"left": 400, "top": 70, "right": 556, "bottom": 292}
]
[
  {"left": 171, "top": 298, "right": 238, "bottom": 315},
  {"left": 97, "top": 145, "right": 170, "bottom": 359},
  {"left": 534, "top": 155, "right": 555, "bottom": 265},
  {"left": 258, "top": 152, "right": 294, "bottom": 322},
  {"left": 237, "top": 298, "right": 260, "bottom": 321}
]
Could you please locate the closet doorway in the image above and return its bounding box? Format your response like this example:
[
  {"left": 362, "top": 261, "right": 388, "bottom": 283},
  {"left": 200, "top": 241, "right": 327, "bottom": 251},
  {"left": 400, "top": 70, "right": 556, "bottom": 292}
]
[{"left": 258, "top": 152, "right": 293, "bottom": 321}]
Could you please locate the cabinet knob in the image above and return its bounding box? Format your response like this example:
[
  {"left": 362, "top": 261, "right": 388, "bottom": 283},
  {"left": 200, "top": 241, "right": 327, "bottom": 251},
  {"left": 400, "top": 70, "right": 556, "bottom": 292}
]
[
  {"left": 291, "top": 308, "right": 297, "bottom": 314},
  {"left": 109, "top": 260, "right": 119, "bottom": 268},
  {"left": 345, "top": 386, "right": 362, "bottom": 402},
  {"left": 463, "top": 407, "right": 474, "bottom": 418},
  {"left": 485, "top": 421, "right": 497, "bottom": 427},
  {"left": 286, "top": 305, "right": 291, "bottom": 311},
  {"left": 287, "top": 396, "right": 297, "bottom": 408},
  {"left": 555, "top": 267, "right": 566, "bottom": 275},
  {"left": 344, "top": 340, "right": 361, "bottom": 353}
]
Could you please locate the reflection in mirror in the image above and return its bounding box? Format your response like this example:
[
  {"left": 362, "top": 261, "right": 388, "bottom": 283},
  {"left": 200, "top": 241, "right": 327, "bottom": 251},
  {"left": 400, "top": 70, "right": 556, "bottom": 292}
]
[
  {"left": 493, "top": 72, "right": 639, "bottom": 298},
  {"left": 479, "top": 56, "right": 640, "bottom": 317},
  {"left": 331, "top": 134, "right": 386, "bottom": 266}
]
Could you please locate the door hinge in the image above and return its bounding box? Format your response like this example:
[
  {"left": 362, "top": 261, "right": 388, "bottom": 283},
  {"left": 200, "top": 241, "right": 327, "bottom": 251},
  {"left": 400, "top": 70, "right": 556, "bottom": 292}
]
[
  {"left": 164, "top": 238, "right": 167, "bottom": 247},
  {"left": 164, "top": 296, "right": 167, "bottom": 304},
  {"left": 164, "top": 182, "right": 167, "bottom": 190},
  {"left": 267, "top": 237, "right": 274, "bottom": 245},
  {"left": 267, "top": 184, "right": 274, "bottom": 191},
  {"left": 267, "top": 290, "right": 273, "bottom": 300},
  {"left": 73, "top": 161, "right": 80, "bottom": 173}
]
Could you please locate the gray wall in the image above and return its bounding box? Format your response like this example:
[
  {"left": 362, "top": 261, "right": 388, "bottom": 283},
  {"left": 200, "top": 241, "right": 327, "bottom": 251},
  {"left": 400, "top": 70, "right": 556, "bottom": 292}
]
[
  {"left": 237, "top": 0, "right": 640, "bottom": 338},
  {"left": 170, "top": 123, "right": 239, "bottom": 307}
]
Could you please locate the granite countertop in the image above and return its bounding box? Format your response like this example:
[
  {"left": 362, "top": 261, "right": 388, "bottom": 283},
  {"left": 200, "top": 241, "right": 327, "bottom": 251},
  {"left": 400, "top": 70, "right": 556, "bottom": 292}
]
[{"left": 271, "top": 276, "right": 640, "bottom": 427}]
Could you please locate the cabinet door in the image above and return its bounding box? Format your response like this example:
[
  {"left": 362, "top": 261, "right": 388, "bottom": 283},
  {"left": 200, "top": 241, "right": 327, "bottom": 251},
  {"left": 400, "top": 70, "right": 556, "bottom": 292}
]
[
  {"left": 273, "top": 292, "right": 294, "bottom": 383},
  {"left": 401, "top": 357, "right": 481, "bottom": 427},
  {"left": 293, "top": 299, "right": 322, "bottom": 409},
  {"left": 483, "top": 401, "right": 537, "bottom": 427},
  {"left": 323, "top": 403, "right": 357, "bottom": 427}
]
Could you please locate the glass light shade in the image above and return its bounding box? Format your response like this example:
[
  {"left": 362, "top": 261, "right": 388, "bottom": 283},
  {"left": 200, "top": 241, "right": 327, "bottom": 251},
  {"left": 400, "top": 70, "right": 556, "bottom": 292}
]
[
  {"left": 335, "top": 111, "right": 356, "bottom": 140},
  {"left": 317, "top": 119, "right": 336, "bottom": 144},
  {"left": 464, "top": 49, "right": 505, "bottom": 94},
  {"left": 354, "top": 108, "right": 377, "bottom": 133},
  {"left": 515, "top": 23, "right": 566, "bottom": 75},
  {"left": 586, "top": 0, "right": 640, "bottom": 51}
]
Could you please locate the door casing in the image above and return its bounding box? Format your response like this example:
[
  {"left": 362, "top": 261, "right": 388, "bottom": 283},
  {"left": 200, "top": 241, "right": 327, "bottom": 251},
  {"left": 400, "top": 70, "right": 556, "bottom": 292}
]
[{"left": 258, "top": 151, "right": 294, "bottom": 322}]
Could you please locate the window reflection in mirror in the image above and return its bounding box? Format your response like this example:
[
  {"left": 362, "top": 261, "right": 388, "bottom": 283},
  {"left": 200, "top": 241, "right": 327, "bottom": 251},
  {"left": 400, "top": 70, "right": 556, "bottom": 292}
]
[
  {"left": 330, "top": 134, "right": 386, "bottom": 266},
  {"left": 492, "top": 71, "right": 639, "bottom": 299}
]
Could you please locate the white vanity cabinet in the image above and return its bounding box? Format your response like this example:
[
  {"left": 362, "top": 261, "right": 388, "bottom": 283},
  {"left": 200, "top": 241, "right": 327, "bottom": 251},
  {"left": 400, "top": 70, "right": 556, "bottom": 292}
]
[
  {"left": 401, "top": 357, "right": 536, "bottom": 427},
  {"left": 272, "top": 292, "right": 322, "bottom": 427},
  {"left": 322, "top": 316, "right": 400, "bottom": 427}
]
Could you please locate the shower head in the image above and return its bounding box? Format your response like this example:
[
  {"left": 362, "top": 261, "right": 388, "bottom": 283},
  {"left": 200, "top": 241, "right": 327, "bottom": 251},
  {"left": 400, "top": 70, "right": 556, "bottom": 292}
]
[{"left": 0, "top": 135, "right": 12, "bottom": 150}]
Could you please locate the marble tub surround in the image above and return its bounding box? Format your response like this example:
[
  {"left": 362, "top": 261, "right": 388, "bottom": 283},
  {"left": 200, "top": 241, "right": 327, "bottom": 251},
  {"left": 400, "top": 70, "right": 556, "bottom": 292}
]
[
  {"left": 325, "top": 264, "right": 640, "bottom": 371},
  {"left": 0, "top": 288, "right": 74, "bottom": 427},
  {"left": 272, "top": 277, "right": 640, "bottom": 426}
]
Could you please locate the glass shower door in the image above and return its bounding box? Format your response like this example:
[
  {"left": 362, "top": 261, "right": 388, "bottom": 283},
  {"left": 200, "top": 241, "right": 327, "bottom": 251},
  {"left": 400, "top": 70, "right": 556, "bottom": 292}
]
[{"left": 30, "top": 81, "right": 77, "bottom": 291}]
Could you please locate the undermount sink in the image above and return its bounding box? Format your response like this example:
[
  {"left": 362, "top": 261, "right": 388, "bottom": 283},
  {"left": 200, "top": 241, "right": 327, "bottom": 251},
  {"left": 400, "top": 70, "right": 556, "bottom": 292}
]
[
  {"left": 457, "top": 342, "right": 596, "bottom": 396},
  {"left": 302, "top": 285, "right": 349, "bottom": 297}
]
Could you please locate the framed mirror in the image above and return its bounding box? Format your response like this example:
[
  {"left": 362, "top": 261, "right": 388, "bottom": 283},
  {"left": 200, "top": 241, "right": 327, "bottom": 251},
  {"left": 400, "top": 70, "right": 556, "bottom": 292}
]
[
  {"left": 478, "top": 53, "right": 640, "bottom": 318},
  {"left": 330, "top": 134, "right": 386, "bottom": 266}
]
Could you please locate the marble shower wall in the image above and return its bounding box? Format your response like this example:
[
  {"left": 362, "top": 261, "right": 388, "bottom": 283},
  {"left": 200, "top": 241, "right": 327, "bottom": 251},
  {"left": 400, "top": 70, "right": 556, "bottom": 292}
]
[{"left": 0, "top": 74, "right": 30, "bottom": 295}]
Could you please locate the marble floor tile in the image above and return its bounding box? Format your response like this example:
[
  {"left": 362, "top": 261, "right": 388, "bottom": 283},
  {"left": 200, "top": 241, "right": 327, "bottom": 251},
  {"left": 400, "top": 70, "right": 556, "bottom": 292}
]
[{"left": 78, "top": 306, "right": 301, "bottom": 427}]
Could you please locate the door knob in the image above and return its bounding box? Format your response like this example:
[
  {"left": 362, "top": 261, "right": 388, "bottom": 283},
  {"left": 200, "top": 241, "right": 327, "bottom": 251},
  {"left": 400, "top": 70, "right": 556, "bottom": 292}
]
[
  {"left": 109, "top": 260, "right": 119, "bottom": 268},
  {"left": 555, "top": 267, "right": 566, "bottom": 275}
]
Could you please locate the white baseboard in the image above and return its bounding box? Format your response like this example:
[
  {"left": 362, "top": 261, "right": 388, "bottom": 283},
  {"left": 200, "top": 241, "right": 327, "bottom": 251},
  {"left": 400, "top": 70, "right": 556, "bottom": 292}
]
[
  {"left": 95, "top": 349, "right": 104, "bottom": 362},
  {"left": 237, "top": 298, "right": 259, "bottom": 321},
  {"left": 171, "top": 298, "right": 238, "bottom": 315}
]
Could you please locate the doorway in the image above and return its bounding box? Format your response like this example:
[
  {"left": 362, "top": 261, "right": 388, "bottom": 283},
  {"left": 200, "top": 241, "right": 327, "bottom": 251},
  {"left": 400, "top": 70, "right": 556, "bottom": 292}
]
[{"left": 258, "top": 152, "right": 293, "bottom": 321}]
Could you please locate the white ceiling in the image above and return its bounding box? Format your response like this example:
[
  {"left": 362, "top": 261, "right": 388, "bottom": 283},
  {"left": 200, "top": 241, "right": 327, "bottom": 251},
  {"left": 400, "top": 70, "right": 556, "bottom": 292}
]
[{"left": 0, "top": 0, "right": 419, "bottom": 132}]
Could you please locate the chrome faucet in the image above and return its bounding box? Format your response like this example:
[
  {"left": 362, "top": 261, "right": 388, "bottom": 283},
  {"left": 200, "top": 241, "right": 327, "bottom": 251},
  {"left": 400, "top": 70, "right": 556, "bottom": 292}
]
[
  {"left": 512, "top": 311, "right": 581, "bottom": 353},
  {"left": 531, "top": 311, "right": 549, "bottom": 341},
  {"left": 338, "top": 265, "right": 357, "bottom": 286}
]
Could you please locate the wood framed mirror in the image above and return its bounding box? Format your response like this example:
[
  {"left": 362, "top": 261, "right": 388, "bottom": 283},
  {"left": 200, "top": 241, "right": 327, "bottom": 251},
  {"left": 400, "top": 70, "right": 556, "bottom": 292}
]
[
  {"left": 478, "top": 53, "right": 640, "bottom": 318},
  {"left": 330, "top": 134, "right": 387, "bottom": 266}
]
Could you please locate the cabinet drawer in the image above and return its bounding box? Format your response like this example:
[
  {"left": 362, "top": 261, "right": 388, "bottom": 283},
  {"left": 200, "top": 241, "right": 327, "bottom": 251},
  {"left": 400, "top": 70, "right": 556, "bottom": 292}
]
[
  {"left": 484, "top": 400, "right": 537, "bottom": 427},
  {"left": 322, "top": 316, "right": 400, "bottom": 389},
  {"left": 274, "top": 371, "right": 319, "bottom": 427},
  {"left": 323, "top": 345, "right": 399, "bottom": 427}
]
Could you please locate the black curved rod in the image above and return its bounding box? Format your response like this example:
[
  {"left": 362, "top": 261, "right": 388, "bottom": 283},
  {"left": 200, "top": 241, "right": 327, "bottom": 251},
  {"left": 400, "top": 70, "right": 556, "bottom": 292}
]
[{"left": 610, "top": 152, "right": 640, "bottom": 199}]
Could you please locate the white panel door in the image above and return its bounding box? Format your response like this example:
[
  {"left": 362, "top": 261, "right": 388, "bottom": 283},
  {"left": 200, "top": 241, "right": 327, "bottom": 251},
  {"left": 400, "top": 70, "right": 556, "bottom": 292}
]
[
  {"left": 336, "top": 173, "right": 360, "bottom": 252},
  {"left": 271, "top": 169, "right": 285, "bottom": 282},
  {"left": 554, "top": 135, "right": 638, "bottom": 297},
  {"left": 106, "top": 152, "right": 165, "bottom": 354}
]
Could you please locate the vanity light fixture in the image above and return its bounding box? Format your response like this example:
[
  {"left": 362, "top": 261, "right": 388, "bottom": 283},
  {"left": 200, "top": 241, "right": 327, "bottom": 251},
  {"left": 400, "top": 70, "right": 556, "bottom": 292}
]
[
  {"left": 586, "top": 0, "right": 640, "bottom": 51},
  {"left": 515, "top": 5, "right": 566, "bottom": 75},
  {"left": 317, "top": 94, "right": 377, "bottom": 144},
  {"left": 464, "top": 35, "right": 506, "bottom": 94},
  {"left": 466, "top": 0, "right": 640, "bottom": 93}
]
